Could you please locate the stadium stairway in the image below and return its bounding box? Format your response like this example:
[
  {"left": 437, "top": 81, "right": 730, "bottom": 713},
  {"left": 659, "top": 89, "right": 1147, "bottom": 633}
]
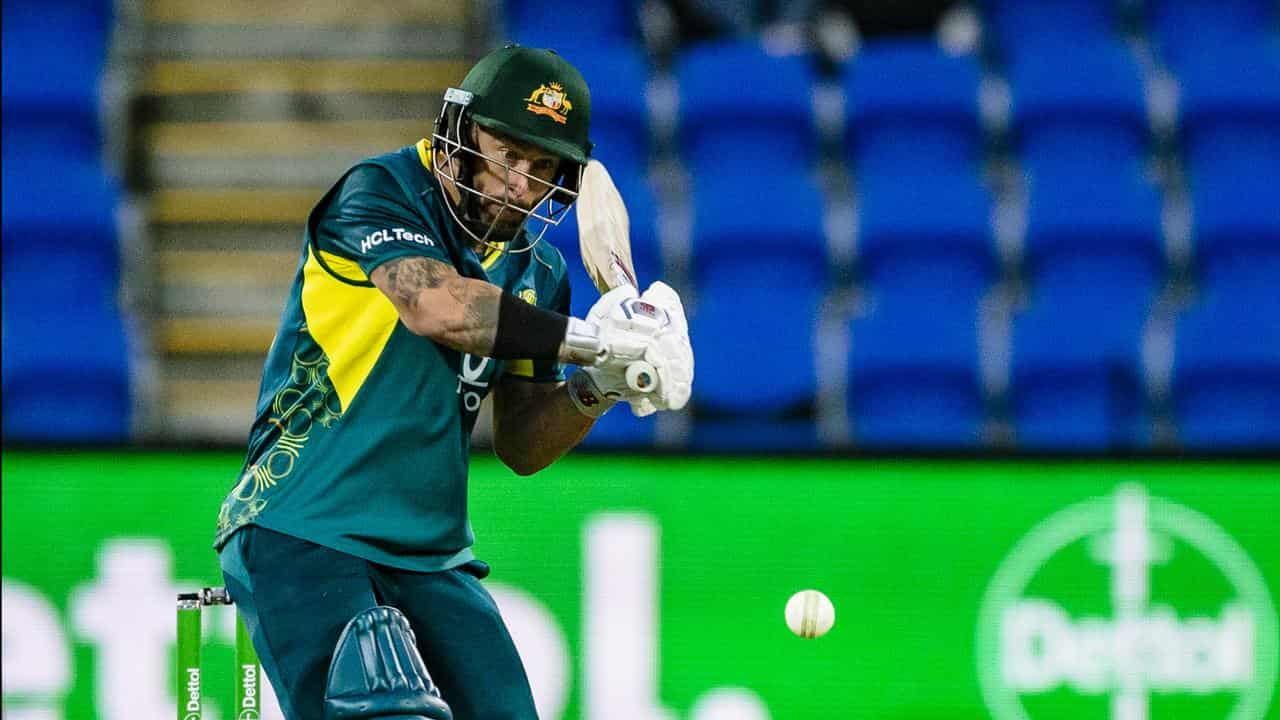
[{"left": 133, "top": 0, "right": 474, "bottom": 439}]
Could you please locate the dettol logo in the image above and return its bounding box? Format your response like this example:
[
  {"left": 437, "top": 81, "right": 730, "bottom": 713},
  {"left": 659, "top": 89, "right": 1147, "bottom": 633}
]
[{"left": 977, "top": 484, "right": 1277, "bottom": 720}]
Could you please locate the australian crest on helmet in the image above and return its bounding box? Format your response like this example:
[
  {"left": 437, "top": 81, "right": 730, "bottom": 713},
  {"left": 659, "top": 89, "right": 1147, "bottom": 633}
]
[{"left": 525, "top": 82, "right": 573, "bottom": 124}]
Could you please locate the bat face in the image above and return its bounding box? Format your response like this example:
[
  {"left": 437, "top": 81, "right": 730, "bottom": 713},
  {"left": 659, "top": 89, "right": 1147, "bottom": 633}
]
[{"left": 577, "top": 159, "right": 638, "bottom": 292}]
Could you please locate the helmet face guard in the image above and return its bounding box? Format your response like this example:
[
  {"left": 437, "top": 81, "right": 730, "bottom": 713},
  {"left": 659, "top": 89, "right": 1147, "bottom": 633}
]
[{"left": 431, "top": 88, "right": 583, "bottom": 255}]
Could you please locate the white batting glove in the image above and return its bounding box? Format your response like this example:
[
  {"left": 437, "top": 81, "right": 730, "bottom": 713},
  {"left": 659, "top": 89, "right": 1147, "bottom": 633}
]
[
  {"left": 565, "top": 364, "right": 644, "bottom": 417},
  {"left": 588, "top": 284, "right": 671, "bottom": 360},
  {"left": 566, "top": 285, "right": 669, "bottom": 417},
  {"left": 630, "top": 281, "right": 693, "bottom": 415}
]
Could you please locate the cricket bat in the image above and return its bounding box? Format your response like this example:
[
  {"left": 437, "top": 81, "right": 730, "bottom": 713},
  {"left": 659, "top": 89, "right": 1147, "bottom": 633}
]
[{"left": 576, "top": 159, "right": 656, "bottom": 393}]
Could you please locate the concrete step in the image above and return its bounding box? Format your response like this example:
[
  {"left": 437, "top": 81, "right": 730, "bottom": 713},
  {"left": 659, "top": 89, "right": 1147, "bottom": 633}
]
[
  {"left": 140, "top": 24, "right": 467, "bottom": 60},
  {"left": 157, "top": 248, "right": 297, "bottom": 316},
  {"left": 133, "top": 0, "right": 481, "bottom": 440},
  {"left": 150, "top": 187, "right": 322, "bottom": 224},
  {"left": 146, "top": 153, "right": 363, "bottom": 188},
  {"left": 160, "top": 284, "right": 291, "bottom": 317},
  {"left": 149, "top": 120, "right": 430, "bottom": 156},
  {"left": 134, "top": 92, "right": 443, "bottom": 123},
  {"left": 152, "top": 225, "right": 303, "bottom": 253},
  {"left": 144, "top": 120, "right": 431, "bottom": 186},
  {"left": 158, "top": 249, "right": 299, "bottom": 282},
  {"left": 158, "top": 315, "right": 279, "bottom": 355},
  {"left": 160, "top": 377, "right": 261, "bottom": 441},
  {"left": 144, "top": 59, "right": 467, "bottom": 94}
]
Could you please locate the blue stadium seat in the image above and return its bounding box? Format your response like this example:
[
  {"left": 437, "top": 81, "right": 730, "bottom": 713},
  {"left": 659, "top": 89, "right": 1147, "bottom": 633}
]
[
  {"left": 2, "top": 304, "right": 131, "bottom": 442},
  {"left": 504, "top": 0, "right": 641, "bottom": 45},
  {"left": 982, "top": 0, "right": 1123, "bottom": 60},
  {"left": 1023, "top": 166, "right": 1165, "bottom": 308},
  {"left": 1148, "top": 0, "right": 1276, "bottom": 71},
  {"left": 1010, "top": 301, "right": 1150, "bottom": 451},
  {"left": 847, "top": 298, "right": 986, "bottom": 449},
  {"left": 688, "top": 283, "right": 822, "bottom": 451},
  {"left": 1, "top": 245, "right": 120, "bottom": 318},
  {"left": 1172, "top": 296, "right": 1280, "bottom": 449},
  {"left": 2, "top": 144, "right": 120, "bottom": 245},
  {"left": 844, "top": 39, "right": 983, "bottom": 177},
  {"left": 2, "top": 147, "right": 122, "bottom": 309},
  {"left": 690, "top": 283, "right": 822, "bottom": 418},
  {"left": 2, "top": 143, "right": 120, "bottom": 240},
  {"left": 1, "top": 0, "right": 128, "bottom": 444},
  {"left": 553, "top": 44, "right": 650, "bottom": 180},
  {"left": 687, "top": 168, "right": 826, "bottom": 439},
  {"left": 677, "top": 40, "right": 818, "bottom": 176},
  {"left": 1, "top": 110, "right": 104, "bottom": 165},
  {"left": 1, "top": 0, "right": 114, "bottom": 130},
  {"left": 1191, "top": 176, "right": 1280, "bottom": 297},
  {"left": 3, "top": 0, "right": 122, "bottom": 310},
  {"left": 1178, "top": 42, "right": 1280, "bottom": 178},
  {"left": 1010, "top": 41, "right": 1149, "bottom": 178},
  {"left": 690, "top": 168, "right": 827, "bottom": 290},
  {"left": 857, "top": 171, "right": 996, "bottom": 303},
  {"left": 549, "top": 174, "right": 662, "bottom": 319},
  {"left": 1178, "top": 43, "right": 1280, "bottom": 296}
]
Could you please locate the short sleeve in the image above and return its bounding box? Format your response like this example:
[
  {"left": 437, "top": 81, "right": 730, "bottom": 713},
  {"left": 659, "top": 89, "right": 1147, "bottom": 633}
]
[
  {"left": 313, "top": 164, "right": 452, "bottom": 278},
  {"left": 505, "top": 269, "right": 571, "bottom": 384}
]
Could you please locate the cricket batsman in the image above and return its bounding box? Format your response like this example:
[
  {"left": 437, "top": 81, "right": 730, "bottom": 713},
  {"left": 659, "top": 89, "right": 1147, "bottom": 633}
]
[{"left": 213, "top": 45, "right": 693, "bottom": 719}]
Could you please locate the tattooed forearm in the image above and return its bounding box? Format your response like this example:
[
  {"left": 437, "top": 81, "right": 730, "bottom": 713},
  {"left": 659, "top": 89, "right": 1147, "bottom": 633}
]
[
  {"left": 451, "top": 283, "right": 500, "bottom": 355},
  {"left": 383, "top": 256, "right": 449, "bottom": 310},
  {"left": 372, "top": 256, "right": 502, "bottom": 356}
]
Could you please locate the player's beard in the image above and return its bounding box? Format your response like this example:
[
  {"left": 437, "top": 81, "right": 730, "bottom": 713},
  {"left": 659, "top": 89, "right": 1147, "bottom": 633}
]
[{"left": 468, "top": 192, "right": 544, "bottom": 246}]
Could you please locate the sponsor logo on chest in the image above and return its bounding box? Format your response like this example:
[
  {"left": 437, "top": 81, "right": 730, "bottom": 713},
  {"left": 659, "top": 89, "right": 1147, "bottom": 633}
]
[{"left": 361, "top": 228, "right": 436, "bottom": 253}]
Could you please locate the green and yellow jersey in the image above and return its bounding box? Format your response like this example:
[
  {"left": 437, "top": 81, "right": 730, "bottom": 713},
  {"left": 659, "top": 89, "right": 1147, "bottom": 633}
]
[{"left": 214, "top": 140, "right": 572, "bottom": 572}]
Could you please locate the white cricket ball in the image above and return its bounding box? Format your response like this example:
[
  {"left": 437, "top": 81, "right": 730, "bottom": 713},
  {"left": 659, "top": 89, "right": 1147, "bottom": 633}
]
[{"left": 785, "top": 589, "right": 835, "bottom": 639}]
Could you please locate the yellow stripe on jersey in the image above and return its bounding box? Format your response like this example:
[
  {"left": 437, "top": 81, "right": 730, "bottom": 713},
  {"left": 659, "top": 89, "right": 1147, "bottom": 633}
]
[
  {"left": 417, "top": 138, "right": 508, "bottom": 268},
  {"left": 416, "top": 138, "right": 432, "bottom": 170},
  {"left": 301, "top": 247, "right": 399, "bottom": 410},
  {"left": 480, "top": 246, "right": 505, "bottom": 269}
]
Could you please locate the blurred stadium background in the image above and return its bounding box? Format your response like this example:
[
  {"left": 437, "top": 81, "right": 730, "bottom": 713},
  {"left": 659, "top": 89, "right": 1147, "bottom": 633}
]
[{"left": 2, "top": 0, "right": 1277, "bottom": 718}]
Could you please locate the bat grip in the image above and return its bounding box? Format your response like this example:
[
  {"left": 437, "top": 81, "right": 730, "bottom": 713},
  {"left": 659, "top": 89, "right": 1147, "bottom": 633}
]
[
  {"left": 607, "top": 258, "right": 647, "bottom": 391},
  {"left": 611, "top": 261, "right": 636, "bottom": 291}
]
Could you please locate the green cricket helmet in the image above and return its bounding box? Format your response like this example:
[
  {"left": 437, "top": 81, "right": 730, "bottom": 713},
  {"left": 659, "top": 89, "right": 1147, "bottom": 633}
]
[{"left": 432, "top": 44, "right": 594, "bottom": 252}]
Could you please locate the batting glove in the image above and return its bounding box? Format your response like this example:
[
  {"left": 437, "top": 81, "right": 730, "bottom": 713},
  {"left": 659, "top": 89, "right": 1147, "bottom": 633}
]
[
  {"left": 566, "top": 285, "right": 669, "bottom": 417},
  {"left": 629, "top": 282, "right": 693, "bottom": 416}
]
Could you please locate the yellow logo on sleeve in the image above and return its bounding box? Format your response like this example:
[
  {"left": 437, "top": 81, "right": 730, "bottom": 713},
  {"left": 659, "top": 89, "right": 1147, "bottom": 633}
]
[
  {"left": 517, "top": 288, "right": 538, "bottom": 305},
  {"left": 524, "top": 82, "right": 573, "bottom": 124}
]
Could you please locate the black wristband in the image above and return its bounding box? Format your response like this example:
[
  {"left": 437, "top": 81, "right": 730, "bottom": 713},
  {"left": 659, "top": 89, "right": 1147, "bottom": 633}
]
[{"left": 491, "top": 292, "right": 569, "bottom": 360}]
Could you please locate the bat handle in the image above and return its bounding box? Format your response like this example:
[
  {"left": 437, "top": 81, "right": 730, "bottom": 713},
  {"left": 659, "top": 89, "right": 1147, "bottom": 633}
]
[
  {"left": 611, "top": 260, "right": 637, "bottom": 291},
  {"left": 625, "top": 361, "right": 656, "bottom": 393},
  {"left": 609, "top": 257, "right": 646, "bottom": 392}
]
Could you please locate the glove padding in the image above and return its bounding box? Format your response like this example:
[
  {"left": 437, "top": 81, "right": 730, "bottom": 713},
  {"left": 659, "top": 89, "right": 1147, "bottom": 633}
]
[
  {"left": 569, "top": 282, "right": 693, "bottom": 418},
  {"left": 587, "top": 284, "right": 669, "bottom": 361},
  {"left": 628, "top": 281, "right": 693, "bottom": 417},
  {"left": 567, "top": 284, "right": 664, "bottom": 417}
]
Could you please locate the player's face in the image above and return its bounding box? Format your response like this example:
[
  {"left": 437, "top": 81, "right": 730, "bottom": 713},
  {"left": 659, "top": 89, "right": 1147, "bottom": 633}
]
[{"left": 469, "top": 126, "right": 561, "bottom": 230}]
